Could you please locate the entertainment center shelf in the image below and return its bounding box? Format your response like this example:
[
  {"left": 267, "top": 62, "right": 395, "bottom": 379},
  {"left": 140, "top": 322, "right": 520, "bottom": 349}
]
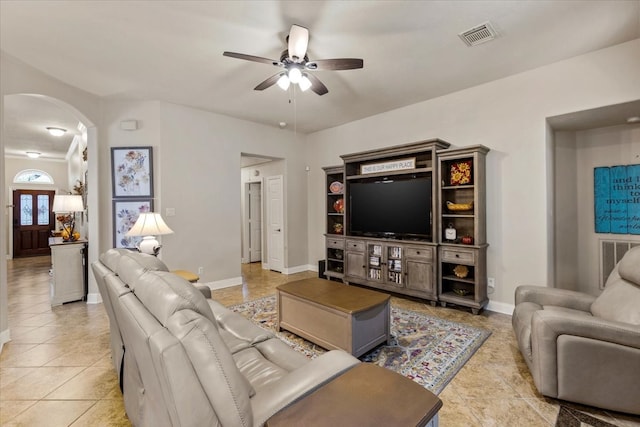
[{"left": 323, "top": 139, "right": 490, "bottom": 313}]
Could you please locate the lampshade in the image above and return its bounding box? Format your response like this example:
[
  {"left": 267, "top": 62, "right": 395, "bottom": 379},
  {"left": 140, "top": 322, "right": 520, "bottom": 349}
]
[
  {"left": 126, "top": 213, "right": 174, "bottom": 237},
  {"left": 299, "top": 75, "right": 312, "bottom": 92},
  {"left": 288, "top": 67, "right": 302, "bottom": 84},
  {"left": 126, "top": 213, "right": 174, "bottom": 256},
  {"left": 52, "top": 194, "right": 84, "bottom": 212},
  {"left": 277, "top": 74, "right": 290, "bottom": 90}
]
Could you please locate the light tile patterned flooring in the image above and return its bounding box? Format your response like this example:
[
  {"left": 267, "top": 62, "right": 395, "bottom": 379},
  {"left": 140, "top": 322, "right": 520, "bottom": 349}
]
[{"left": 1, "top": 256, "right": 638, "bottom": 426}]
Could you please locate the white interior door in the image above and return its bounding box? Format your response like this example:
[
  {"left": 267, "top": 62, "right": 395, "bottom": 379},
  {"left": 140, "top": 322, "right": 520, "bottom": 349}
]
[
  {"left": 249, "top": 182, "right": 262, "bottom": 262},
  {"left": 266, "top": 175, "right": 284, "bottom": 272}
]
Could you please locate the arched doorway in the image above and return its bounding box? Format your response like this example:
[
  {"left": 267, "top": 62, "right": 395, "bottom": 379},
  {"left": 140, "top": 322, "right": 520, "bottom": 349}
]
[{"left": 2, "top": 93, "right": 99, "bottom": 298}]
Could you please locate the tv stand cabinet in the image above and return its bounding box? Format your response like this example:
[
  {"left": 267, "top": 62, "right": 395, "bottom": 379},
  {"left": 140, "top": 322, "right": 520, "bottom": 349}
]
[{"left": 344, "top": 237, "right": 439, "bottom": 303}]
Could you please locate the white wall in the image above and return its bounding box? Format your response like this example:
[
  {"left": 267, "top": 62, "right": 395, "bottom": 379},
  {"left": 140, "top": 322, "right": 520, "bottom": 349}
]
[
  {"left": 100, "top": 100, "right": 309, "bottom": 285},
  {"left": 553, "top": 131, "right": 579, "bottom": 290},
  {"left": 4, "top": 157, "right": 68, "bottom": 190},
  {"left": 306, "top": 39, "right": 640, "bottom": 310}
]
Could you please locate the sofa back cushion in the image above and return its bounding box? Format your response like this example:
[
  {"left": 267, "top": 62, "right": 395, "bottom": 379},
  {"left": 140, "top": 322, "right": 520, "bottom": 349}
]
[
  {"left": 116, "top": 251, "right": 169, "bottom": 287},
  {"left": 591, "top": 246, "right": 640, "bottom": 325},
  {"left": 166, "top": 309, "right": 254, "bottom": 426},
  {"left": 133, "top": 270, "right": 217, "bottom": 327},
  {"left": 99, "top": 248, "right": 130, "bottom": 273}
]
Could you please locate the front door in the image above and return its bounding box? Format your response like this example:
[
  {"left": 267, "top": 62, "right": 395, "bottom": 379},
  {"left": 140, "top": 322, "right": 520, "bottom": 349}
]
[
  {"left": 266, "top": 175, "right": 284, "bottom": 272},
  {"left": 12, "top": 189, "right": 55, "bottom": 257}
]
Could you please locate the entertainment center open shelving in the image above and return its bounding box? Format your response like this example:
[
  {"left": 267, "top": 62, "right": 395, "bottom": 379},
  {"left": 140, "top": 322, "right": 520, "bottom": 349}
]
[{"left": 323, "top": 139, "right": 490, "bottom": 314}]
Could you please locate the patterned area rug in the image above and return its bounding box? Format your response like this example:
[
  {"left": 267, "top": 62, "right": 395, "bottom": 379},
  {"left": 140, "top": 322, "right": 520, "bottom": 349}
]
[{"left": 229, "top": 295, "right": 491, "bottom": 394}]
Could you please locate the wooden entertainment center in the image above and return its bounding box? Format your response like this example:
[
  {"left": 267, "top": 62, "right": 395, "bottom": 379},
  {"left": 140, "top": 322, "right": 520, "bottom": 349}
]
[{"left": 323, "top": 139, "right": 490, "bottom": 313}]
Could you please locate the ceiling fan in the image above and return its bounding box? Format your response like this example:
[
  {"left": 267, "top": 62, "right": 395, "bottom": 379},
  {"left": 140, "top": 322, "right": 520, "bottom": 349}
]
[{"left": 223, "top": 25, "right": 363, "bottom": 96}]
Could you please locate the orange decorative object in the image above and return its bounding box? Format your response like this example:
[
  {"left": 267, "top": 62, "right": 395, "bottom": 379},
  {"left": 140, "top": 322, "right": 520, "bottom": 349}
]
[
  {"left": 450, "top": 160, "right": 472, "bottom": 185},
  {"left": 333, "top": 198, "right": 344, "bottom": 213}
]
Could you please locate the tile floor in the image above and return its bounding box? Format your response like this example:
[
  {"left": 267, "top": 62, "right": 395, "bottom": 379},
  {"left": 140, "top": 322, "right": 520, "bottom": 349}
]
[{"left": 1, "top": 256, "right": 638, "bottom": 426}]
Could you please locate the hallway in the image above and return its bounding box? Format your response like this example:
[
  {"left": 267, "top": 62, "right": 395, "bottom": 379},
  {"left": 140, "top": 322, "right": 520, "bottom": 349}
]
[{"left": 0, "top": 256, "right": 127, "bottom": 426}]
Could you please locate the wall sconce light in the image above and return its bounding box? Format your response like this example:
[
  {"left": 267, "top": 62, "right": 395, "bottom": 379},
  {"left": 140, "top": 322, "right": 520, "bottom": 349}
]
[{"left": 26, "top": 151, "right": 41, "bottom": 158}]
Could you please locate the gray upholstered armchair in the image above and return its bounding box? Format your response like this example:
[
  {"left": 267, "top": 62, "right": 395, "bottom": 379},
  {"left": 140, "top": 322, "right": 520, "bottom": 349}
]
[{"left": 512, "top": 245, "right": 640, "bottom": 415}]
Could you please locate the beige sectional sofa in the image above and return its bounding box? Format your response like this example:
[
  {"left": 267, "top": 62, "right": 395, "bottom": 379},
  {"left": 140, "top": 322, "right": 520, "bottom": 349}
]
[
  {"left": 512, "top": 245, "right": 640, "bottom": 415},
  {"left": 92, "top": 249, "right": 359, "bottom": 427}
]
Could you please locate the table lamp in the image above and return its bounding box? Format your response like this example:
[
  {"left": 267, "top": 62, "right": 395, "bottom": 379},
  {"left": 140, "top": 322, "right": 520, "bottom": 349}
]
[
  {"left": 52, "top": 194, "right": 84, "bottom": 241},
  {"left": 126, "top": 212, "right": 174, "bottom": 256}
]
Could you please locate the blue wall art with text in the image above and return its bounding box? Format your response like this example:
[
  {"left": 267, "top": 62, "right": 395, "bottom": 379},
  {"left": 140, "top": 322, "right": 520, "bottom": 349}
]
[{"left": 594, "top": 164, "right": 640, "bottom": 235}]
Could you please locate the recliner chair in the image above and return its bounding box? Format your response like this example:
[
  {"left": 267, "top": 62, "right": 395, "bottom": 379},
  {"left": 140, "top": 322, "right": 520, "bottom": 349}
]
[{"left": 512, "top": 245, "right": 640, "bottom": 415}]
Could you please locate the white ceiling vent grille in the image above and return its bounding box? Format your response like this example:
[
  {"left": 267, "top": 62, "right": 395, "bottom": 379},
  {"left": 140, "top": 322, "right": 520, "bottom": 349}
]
[{"left": 459, "top": 21, "right": 498, "bottom": 47}]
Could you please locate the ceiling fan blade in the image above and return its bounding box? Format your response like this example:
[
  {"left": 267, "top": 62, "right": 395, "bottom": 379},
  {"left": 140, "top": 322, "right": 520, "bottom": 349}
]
[
  {"left": 288, "top": 25, "right": 309, "bottom": 63},
  {"left": 254, "top": 73, "right": 283, "bottom": 91},
  {"left": 306, "top": 58, "right": 364, "bottom": 71},
  {"left": 223, "top": 51, "right": 280, "bottom": 66},
  {"left": 305, "top": 73, "right": 328, "bottom": 96}
]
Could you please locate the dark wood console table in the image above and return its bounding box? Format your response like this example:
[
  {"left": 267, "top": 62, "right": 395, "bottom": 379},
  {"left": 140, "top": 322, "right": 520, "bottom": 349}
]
[{"left": 265, "top": 363, "right": 442, "bottom": 426}]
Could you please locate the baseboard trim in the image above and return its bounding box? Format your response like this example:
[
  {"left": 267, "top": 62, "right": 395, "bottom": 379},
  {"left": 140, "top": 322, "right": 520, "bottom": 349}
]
[
  {"left": 203, "top": 276, "right": 243, "bottom": 290},
  {"left": 283, "top": 264, "right": 315, "bottom": 275},
  {"left": 86, "top": 293, "right": 102, "bottom": 304},
  {"left": 0, "top": 328, "right": 11, "bottom": 353},
  {"left": 486, "top": 300, "right": 514, "bottom": 315}
]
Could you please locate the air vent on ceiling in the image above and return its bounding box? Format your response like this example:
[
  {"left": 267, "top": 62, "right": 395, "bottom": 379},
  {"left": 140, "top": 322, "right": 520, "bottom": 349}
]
[{"left": 459, "top": 21, "right": 498, "bottom": 47}]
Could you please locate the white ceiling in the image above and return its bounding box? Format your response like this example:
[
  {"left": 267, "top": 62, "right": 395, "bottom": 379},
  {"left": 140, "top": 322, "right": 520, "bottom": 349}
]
[
  {"left": 3, "top": 95, "right": 81, "bottom": 160},
  {"left": 2, "top": 0, "right": 639, "bottom": 159}
]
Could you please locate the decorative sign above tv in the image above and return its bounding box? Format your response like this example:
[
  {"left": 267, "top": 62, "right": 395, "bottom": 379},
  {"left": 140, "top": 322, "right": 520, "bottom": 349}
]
[
  {"left": 360, "top": 157, "right": 416, "bottom": 175},
  {"left": 594, "top": 164, "right": 640, "bottom": 235}
]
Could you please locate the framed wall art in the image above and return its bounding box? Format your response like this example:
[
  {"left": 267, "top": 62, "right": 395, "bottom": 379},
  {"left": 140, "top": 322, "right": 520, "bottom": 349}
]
[
  {"left": 594, "top": 164, "right": 640, "bottom": 235},
  {"left": 111, "top": 146, "right": 154, "bottom": 198},
  {"left": 113, "top": 198, "right": 153, "bottom": 249}
]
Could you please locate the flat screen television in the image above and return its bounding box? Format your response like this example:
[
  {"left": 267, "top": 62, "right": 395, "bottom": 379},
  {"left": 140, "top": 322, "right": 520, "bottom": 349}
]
[{"left": 348, "top": 176, "right": 432, "bottom": 239}]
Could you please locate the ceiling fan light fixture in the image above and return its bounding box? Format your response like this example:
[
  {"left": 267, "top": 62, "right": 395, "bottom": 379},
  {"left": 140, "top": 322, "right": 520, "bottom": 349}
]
[
  {"left": 288, "top": 67, "right": 302, "bottom": 84},
  {"left": 299, "top": 75, "right": 312, "bottom": 92},
  {"left": 277, "top": 74, "right": 290, "bottom": 90},
  {"left": 46, "top": 127, "right": 66, "bottom": 137}
]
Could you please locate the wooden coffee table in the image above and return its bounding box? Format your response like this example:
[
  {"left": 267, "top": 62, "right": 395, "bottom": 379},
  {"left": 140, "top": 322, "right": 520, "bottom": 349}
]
[
  {"left": 276, "top": 278, "right": 390, "bottom": 357},
  {"left": 265, "top": 363, "right": 442, "bottom": 427}
]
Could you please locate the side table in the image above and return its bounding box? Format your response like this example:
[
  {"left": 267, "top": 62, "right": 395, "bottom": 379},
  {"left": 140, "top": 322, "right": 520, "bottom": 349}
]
[
  {"left": 172, "top": 270, "right": 200, "bottom": 283},
  {"left": 265, "top": 363, "right": 442, "bottom": 427}
]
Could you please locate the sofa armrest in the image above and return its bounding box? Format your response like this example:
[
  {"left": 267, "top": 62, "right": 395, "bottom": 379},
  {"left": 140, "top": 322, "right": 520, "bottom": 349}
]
[
  {"left": 533, "top": 310, "right": 640, "bottom": 348},
  {"left": 250, "top": 351, "right": 359, "bottom": 426},
  {"left": 531, "top": 310, "right": 640, "bottom": 398},
  {"left": 207, "top": 300, "right": 273, "bottom": 344},
  {"left": 515, "top": 285, "right": 596, "bottom": 312},
  {"left": 195, "top": 285, "right": 211, "bottom": 299}
]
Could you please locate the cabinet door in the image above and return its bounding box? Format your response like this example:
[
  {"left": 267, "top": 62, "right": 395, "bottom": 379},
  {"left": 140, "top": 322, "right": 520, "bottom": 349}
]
[
  {"left": 51, "top": 243, "right": 85, "bottom": 306},
  {"left": 405, "top": 259, "right": 434, "bottom": 294},
  {"left": 346, "top": 251, "right": 366, "bottom": 279}
]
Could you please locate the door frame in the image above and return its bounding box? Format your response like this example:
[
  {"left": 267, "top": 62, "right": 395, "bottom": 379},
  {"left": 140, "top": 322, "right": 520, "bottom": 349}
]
[{"left": 242, "top": 179, "right": 264, "bottom": 264}]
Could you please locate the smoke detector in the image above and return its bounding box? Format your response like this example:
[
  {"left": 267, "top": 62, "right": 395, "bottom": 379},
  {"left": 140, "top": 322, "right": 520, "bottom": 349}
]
[{"left": 459, "top": 21, "right": 498, "bottom": 47}]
